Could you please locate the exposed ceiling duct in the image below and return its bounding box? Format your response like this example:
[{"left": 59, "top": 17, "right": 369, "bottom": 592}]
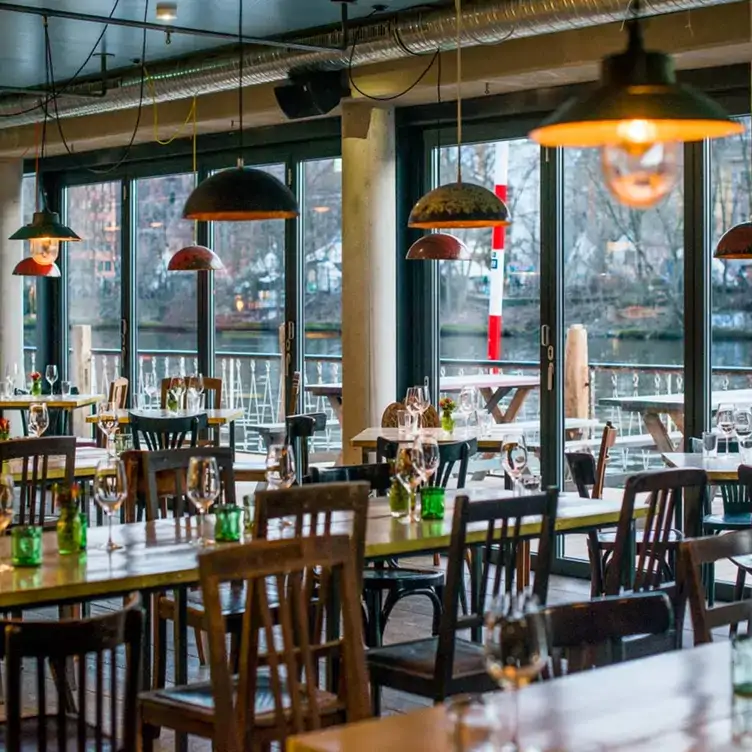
[{"left": 0, "top": 0, "right": 739, "bottom": 128}]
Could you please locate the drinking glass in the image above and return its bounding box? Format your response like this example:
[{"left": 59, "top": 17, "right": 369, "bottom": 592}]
[
  {"left": 501, "top": 434, "right": 528, "bottom": 493},
  {"left": 142, "top": 371, "right": 157, "bottom": 409},
  {"left": 396, "top": 444, "right": 426, "bottom": 522},
  {"left": 60, "top": 380, "right": 72, "bottom": 397},
  {"left": 405, "top": 387, "right": 422, "bottom": 425},
  {"left": 265, "top": 444, "right": 297, "bottom": 527},
  {"left": 484, "top": 592, "right": 549, "bottom": 751},
  {"left": 187, "top": 456, "right": 221, "bottom": 547},
  {"left": 445, "top": 694, "right": 501, "bottom": 752},
  {"left": 701, "top": 430, "right": 718, "bottom": 459},
  {"left": 0, "top": 471, "right": 14, "bottom": 572},
  {"left": 45, "top": 365, "right": 58, "bottom": 394},
  {"left": 459, "top": 386, "right": 477, "bottom": 414},
  {"left": 28, "top": 403, "right": 49, "bottom": 438},
  {"left": 93, "top": 458, "right": 127, "bottom": 552},
  {"left": 418, "top": 435, "right": 440, "bottom": 485},
  {"left": 397, "top": 409, "right": 416, "bottom": 436},
  {"left": 737, "top": 409, "right": 752, "bottom": 447},
  {"left": 717, "top": 403, "right": 736, "bottom": 454},
  {"left": 97, "top": 401, "right": 119, "bottom": 456}
]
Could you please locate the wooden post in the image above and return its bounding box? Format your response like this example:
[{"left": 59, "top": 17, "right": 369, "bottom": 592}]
[
  {"left": 564, "top": 324, "right": 590, "bottom": 430},
  {"left": 70, "top": 325, "right": 92, "bottom": 438}
]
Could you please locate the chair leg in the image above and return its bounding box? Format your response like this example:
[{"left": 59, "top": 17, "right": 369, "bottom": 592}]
[
  {"left": 195, "top": 627, "right": 207, "bottom": 666},
  {"left": 587, "top": 531, "right": 604, "bottom": 597},
  {"left": 381, "top": 588, "right": 443, "bottom": 639},
  {"left": 153, "top": 612, "right": 168, "bottom": 691},
  {"left": 363, "top": 588, "right": 383, "bottom": 648},
  {"left": 141, "top": 722, "right": 158, "bottom": 752},
  {"left": 370, "top": 682, "right": 382, "bottom": 717}
]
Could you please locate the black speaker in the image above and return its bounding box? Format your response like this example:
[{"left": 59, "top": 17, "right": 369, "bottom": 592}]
[{"left": 274, "top": 70, "right": 350, "bottom": 119}]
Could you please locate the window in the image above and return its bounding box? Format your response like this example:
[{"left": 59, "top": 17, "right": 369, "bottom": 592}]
[{"left": 21, "top": 175, "right": 36, "bottom": 374}]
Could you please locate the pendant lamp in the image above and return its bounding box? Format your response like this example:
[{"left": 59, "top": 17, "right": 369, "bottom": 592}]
[
  {"left": 408, "top": 0, "right": 510, "bottom": 230},
  {"left": 182, "top": 0, "right": 298, "bottom": 222},
  {"left": 13, "top": 258, "right": 61, "bottom": 277},
  {"left": 406, "top": 233, "right": 470, "bottom": 260}
]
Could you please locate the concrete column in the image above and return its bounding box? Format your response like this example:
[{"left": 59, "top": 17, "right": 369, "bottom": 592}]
[
  {"left": 341, "top": 103, "right": 397, "bottom": 464},
  {"left": 0, "top": 159, "right": 25, "bottom": 385}
]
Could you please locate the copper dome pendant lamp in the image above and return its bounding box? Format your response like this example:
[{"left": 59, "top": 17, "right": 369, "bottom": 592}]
[
  {"left": 406, "top": 233, "right": 470, "bottom": 260},
  {"left": 182, "top": 0, "right": 298, "bottom": 222}
]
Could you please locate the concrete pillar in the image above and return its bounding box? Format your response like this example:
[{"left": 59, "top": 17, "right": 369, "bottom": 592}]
[
  {"left": 0, "top": 160, "right": 25, "bottom": 421},
  {"left": 341, "top": 103, "right": 397, "bottom": 464}
]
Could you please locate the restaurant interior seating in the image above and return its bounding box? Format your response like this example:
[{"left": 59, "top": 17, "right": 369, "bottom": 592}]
[{"left": 129, "top": 412, "right": 209, "bottom": 451}]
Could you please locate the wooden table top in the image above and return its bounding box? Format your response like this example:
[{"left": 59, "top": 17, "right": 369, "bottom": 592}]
[
  {"left": 600, "top": 388, "right": 752, "bottom": 413},
  {"left": 7, "top": 446, "right": 110, "bottom": 481},
  {"left": 0, "top": 488, "right": 642, "bottom": 610},
  {"left": 288, "top": 642, "right": 735, "bottom": 752},
  {"left": 0, "top": 394, "right": 103, "bottom": 409},
  {"left": 663, "top": 452, "right": 743, "bottom": 482},
  {"left": 85, "top": 408, "right": 244, "bottom": 426}
]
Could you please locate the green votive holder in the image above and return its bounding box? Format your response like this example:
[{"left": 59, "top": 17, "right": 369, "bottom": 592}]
[
  {"left": 214, "top": 505, "right": 242, "bottom": 543},
  {"left": 421, "top": 487, "right": 445, "bottom": 520},
  {"left": 11, "top": 526, "right": 43, "bottom": 567}
]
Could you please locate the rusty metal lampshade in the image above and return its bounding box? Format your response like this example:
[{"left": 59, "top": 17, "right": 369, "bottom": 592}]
[
  {"left": 168, "top": 245, "right": 225, "bottom": 271},
  {"left": 408, "top": 182, "right": 510, "bottom": 230},
  {"left": 182, "top": 166, "right": 299, "bottom": 221},
  {"left": 529, "top": 19, "right": 742, "bottom": 147},
  {"left": 715, "top": 222, "right": 752, "bottom": 260},
  {"left": 406, "top": 233, "right": 470, "bottom": 260},
  {"left": 12, "top": 257, "right": 61, "bottom": 277}
]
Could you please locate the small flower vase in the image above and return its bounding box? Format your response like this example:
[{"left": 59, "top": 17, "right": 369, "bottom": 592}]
[
  {"left": 0, "top": 431, "right": 9, "bottom": 441},
  {"left": 441, "top": 410, "right": 455, "bottom": 433},
  {"left": 166, "top": 392, "right": 179, "bottom": 413},
  {"left": 31, "top": 379, "right": 42, "bottom": 397},
  {"left": 57, "top": 505, "right": 83, "bottom": 555}
]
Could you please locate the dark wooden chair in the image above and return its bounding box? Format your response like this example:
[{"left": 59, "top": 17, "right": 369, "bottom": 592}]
[
  {"left": 309, "top": 463, "right": 444, "bottom": 647},
  {"left": 367, "top": 487, "right": 558, "bottom": 711},
  {"left": 286, "top": 412, "right": 327, "bottom": 483},
  {"left": 138, "top": 482, "right": 370, "bottom": 748},
  {"left": 0, "top": 436, "right": 76, "bottom": 527},
  {"left": 679, "top": 528, "right": 752, "bottom": 644},
  {"left": 1, "top": 599, "right": 142, "bottom": 752},
  {"left": 141, "top": 447, "right": 236, "bottom": 687},
  {"left": 159, "top": 376, "right": 223, "bottom": 409},
  {"left": 543, "top": 592, "right": 674, "bottom": 677},
  {"left": 129, "top": 411, "right": 208, "bottom": 451}
]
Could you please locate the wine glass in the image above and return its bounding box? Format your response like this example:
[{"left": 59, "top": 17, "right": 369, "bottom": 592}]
[
  {"left": 142, "top": 371, "right": 157, "bottom": 410},
  {"left": 484, "top": 592, "right": 549, "bottom": 751},
  {"left": 717, "top": 403, "right": 736, "bottom": 454},
  {"left": 501, "top": 434, "right": 528, "bottom": 494},
  {"left": 28, "top": 403, "right": 49, "bottom": 438},
  {"left": 169, "top": 377, "right": 186, "bottom": 411},
  {"left": 93, "top": 458, "right": 128, "bottom": 552},
  {"left": 192, "top": 372, "right": 205, "bottom": 397},
  {"left": 412, "top": 383, "right": 431, "bottom": 428},
  {"left": 45, "top": 365, "right": 58, "bottom": 394},
  {"left": 187, "top": 456, "right": 221, "bottom": 547},
  {"left": 405, "top": 387, "right": 422, "bottom": 429},
  {"left": 265, "top": 444, "right": 296, "bottom": 527},
  {"left": 736, "top": 409, "right": 752, "bottom": 444},
  {"left": 418, "top": 435, "right": 440, "bottom": 486},
  {"left": 97, "top": 401, "right": 119, "bottom": 456},
  {"left": 0, "top": 472, "right": 15, "bottom": 572},
  {"left": 396, "top": 444, "right": 426, "bottom": 522}
]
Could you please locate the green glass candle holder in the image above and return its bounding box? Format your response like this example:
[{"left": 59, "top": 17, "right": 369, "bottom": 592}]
[
  {"left": 421, "top": 487, "right": 445, "bottom": 520},
  {"left": 214, "top": 505, "right": 242, "bottom": 543},
  {"left": 11, "top": 526, "right": 43, "bottom": 567}
]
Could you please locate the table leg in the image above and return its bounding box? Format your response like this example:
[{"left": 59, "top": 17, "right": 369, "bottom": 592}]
[
  {"left": 643, "top": 411, "right": 677, "bottom": 454},
  {"left": 327, "top": 396, "right": 344, "bottom": 427},
  {"left": 470, "top": 546, "right": 483, "bottom": 642},
  {"left": 229, "top": 420, "right": 236, "bottom": 460},
  {"left": 480, "top": 387, "right": 512, "bottom": 424},
  {"left": 173, "top": 586, "right": 188, "bottom": 752}
]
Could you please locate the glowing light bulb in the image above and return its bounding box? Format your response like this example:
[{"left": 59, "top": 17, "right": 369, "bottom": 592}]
[
  {"left": 30, "top": 237, "right": 59, "bottom": 265},
  {"left": 615, "top": 119, "right": 659, "bottom": 145},
  {"left": 601, "top": 139, "right": 680, "bottom": 209}
]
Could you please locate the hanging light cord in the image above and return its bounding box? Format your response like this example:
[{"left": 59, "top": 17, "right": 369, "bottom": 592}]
[
  {"left": 237, "top": 0, "right": 244, "bottom": 167},
  {"left": 455, "top": 0, "right": 462, "bottom": 184}
]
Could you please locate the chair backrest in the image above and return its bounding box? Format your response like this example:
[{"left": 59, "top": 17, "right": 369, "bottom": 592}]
[
  {"left": 592, "top": 421, "right": 617, "bottom": 498},
  {"left": 108, "top": 377, "right": 129, "bottom": 409},
  {"left": 434, "top": 488, "right": 558, "bottom": 696},
  {"left": 159, "top": 377, "right": 222, "bottom": 410},
  {"left": 422, "top": 404, "right": 440, "bottom": 428},
  {"left": 543, "top": 592, "right": 674, "bottom": 676},
  {"left": 285, "top": 412, "right": 326, "bottom": 482},
  {"left": 0, "top": 437, "right": 76, "bottom": 525},
  {"left": 679, "top": 528, "right": 752, "bottom": 644},
  {"left": 565, "top": 421, "right": 616, "bottom": 499},
  {"left": 142, "top": 447, "right": 236, "bottom": 521},
  {"left": 129, "top": 411, "right": 209, "bottom": 451},
  {"left": 380, "top": 402, "right": 405, "bottom": 428},
  {"left": 310, "top": 463, "right": 391, "bottom": 496},
  {"left": 288, "top": 370, "right": 301, "bottom": 414},
  {"left": 604, "top": 468, "right": 708, "bottom": 597},
  {"left": 4, "top": 599, "right": 142, "bottom": 752},
  {"left": 199, "top": 535, "right": 370, "bottom": 752}
]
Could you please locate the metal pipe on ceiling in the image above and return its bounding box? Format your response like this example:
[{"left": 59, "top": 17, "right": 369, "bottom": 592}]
[{"left": 0, "top": 0, "right": 739, "bottom": 128}]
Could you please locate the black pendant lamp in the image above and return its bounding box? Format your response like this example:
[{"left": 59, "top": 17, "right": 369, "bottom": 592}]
[
  {"left": 182, "top": 0, "right": 298, "bottom": 222},
  {"left": 408, "top": 0, "right": 510, "bottom": 230}
]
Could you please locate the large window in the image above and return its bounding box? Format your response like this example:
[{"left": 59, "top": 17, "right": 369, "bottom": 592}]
[{"left": 21, "top": 175, "right": 36, "bottom": 374}]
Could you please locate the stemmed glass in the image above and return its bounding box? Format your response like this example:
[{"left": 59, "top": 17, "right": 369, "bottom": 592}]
[
  {"left": 484, "top": 592, "right": 549, "bottom": 751},
  {"left": 717, "top": 403, "right": 736, "bottom": 454},
  {"left": 142, "top": 372, "right": 157, "bottom": 410},
  {"left": 187, "top": 373, "right": 205, "bottom": 412},
  {"left": 265, "top": 445, "right": 296, "bottom": 527},
  {"left": 405, "top": 387, "right": 422, "bottom": 431},
  {"left": 396, "top": 444, "right": 426, "bottom": 522},
  {"left": 28, "top": 403, "right": 49, "bottom": 438},
  {"left": 0, "top": 471, "right": 14, "bottom": 572},
  {"left": 187, "top": 456, "right": 221, "bottom": 547},
  {"left": 98, "top": 401, "right": 119, "bottom": 456},
  {"left": 417, "top": 435, "right": 440, "bottom": 486},
  {"left": 735, "top": 409, "right": 752, "bottom": 453},
  {"left": 45, "top": 365, "right": 58, "bottom": 394},
  {"left": 169, "top": 377, "right": 186, "bottom": 412},
  {"left": 501, "top": 433, "right": 528, "bottom": 494},
  {"left": 93, "top": 458, "right": 128, "bottom": 552}
]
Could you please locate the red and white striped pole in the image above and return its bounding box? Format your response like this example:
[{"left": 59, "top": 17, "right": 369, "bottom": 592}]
[{"left": 488, "top": 141, "right": 508, "bottom": 370}]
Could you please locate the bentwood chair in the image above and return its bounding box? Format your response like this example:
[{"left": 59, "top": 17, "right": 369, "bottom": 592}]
[
  {"left": 0, "top": 599, "right": 143, "bottom": 752},
  {"left": 129, "top": 411, "right": 208, "bottom": 451},
  {"left": 367, "top": 487, "right": 558, "bottom": 711},
  {"left": 679, "top": 528, "right": 752, "bottom": 644},
  {"left": 138, "top": 482, "right": 370, "bottom": 748}
]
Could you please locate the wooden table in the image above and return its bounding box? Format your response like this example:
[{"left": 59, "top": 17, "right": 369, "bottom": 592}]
[
  {"left": 599, "top": 389, "right": 752, "bottom": 453},
  {"left": 663, "top": 452, "right": 743, "bottom": 482},
  {"left": 288, "top": 641, "right": 736, "bottom": 752},
  {"left": 0, "top": 393, "right": 104, "bottom": 434}
]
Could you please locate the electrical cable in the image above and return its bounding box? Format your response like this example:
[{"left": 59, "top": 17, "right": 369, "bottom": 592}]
[{"left": 145, "top": 65, "right": 197, "bottom": 146}]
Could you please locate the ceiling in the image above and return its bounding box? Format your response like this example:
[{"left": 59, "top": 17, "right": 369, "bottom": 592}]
[{"left": 0, "top": 0, "right": 437, "bottom": 90}]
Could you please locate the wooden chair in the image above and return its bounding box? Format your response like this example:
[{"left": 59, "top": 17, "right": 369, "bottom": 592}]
[
  {"left": 679, "top": 528, "right": 752, "bottom": 644},
  {"left": 1, "top": 599, "right": 142, "bottom": 752},
  {"left": 0, "top": 436, "right": 75, "bottom": 526},
  {"left": 159, "top": 376, "right": 223, "bottom": 409},
  {"left": 543, "top": 592, "right": 674, "bottom": 677},
  {"left": 367, "top": 487, "right": 558, "bottom": 711},
  {"left": 141, "top": 447, "right": 236, "bottom": 686},
  {"left": 110, "top": 376, "right": 129, "bottom": 409},
  {"left": 138, "top": 482, "right": 370, "bottom": 748},
  {"left": 287, "top": 412, "right": 327, "bottom": 482},
  {"left": 129, "top": 411, "right": 208, "bottom": 450}
]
